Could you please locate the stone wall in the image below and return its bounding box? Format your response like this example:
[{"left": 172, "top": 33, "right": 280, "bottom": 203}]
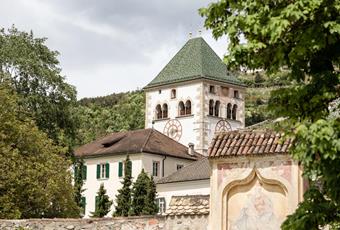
[{"left": 0, "top": 215, "right": 209, "bottom": 230}]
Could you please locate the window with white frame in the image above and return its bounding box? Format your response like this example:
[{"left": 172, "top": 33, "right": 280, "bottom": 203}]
[
  {"left": 96, "top": 163, "right": 109, "bottom": 179},
  {"left": 156, "top": 197, "right": 166, "bottom": 214},
  {"left": 153, "top": 161, "right": 160, "bottom": 177}
]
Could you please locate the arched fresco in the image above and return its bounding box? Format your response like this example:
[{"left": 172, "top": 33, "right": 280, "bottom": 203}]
[{"left": 222, "top": 170, "right": 288, "bottom": 230}]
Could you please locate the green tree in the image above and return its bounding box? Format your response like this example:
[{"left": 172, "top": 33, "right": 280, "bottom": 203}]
[
  {"left": 76, "top": 91, "right": 145, "bottom": 146},
  {"left": 200, "top": 0, "right": 340, "bottom": 229},
  {"left": 91, "top": 183, "right": 112, "bottom": 218},
  {"left": 129, "top": 170, "right": 158, "bottom": 216},
  {"left": 129, "top": 169, "right": 149, "bottom": 216},
  {"left": 0, "top": 82, "right": 79, "bottom": 218},
  {"left": 74, "top": 158, "right": 86, "bottom": 215},
  {"left": 143, "top": 175, "right": 158, "bottom": 215},
  {"left": 114, "top": 155, "right": 133, "bottom": 217},
  {"left": 0, "top": 26, "right": 78, "bottom": 152}
]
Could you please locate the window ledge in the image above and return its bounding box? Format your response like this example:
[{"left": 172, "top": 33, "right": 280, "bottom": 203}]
[
  {"left": 207, "top": 115, "right": 223, "bottom": 119},
  {"left": 97, "top": 178, "right": 109, "bottom": 181},
  {"left": 153, "top": 118, "right": 170, "bottom": 122},
  {"left": 175, "top": 114, "right": 194, "bottom": 119}
]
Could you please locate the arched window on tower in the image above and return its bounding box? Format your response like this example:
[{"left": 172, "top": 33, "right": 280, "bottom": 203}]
[
  {"left": 178, "top": 101, "right": 185, "bottom": 116},
  {"left": 232, "top": 104, "right": 238, "bottom": 120},
  {"left": 215, "top": 101, "right": 220, "bottom": 117},
  {"left": 185, "top": 100, "right": 191, "bottom": 115},
  {"left": 156, "top": 104, "right": 162, "bottom": 119},
  {"left": 171, "top": 89, "right": 176, "bottom": 99},
  {"left": 227, "top": 103, "right": 232, "bottom": 119},
  {"left": 209, "top": 100, "right": 214, "bottom": 116},
  {"left": 162, "top": 103, "right": 168, "bottom": 118}
]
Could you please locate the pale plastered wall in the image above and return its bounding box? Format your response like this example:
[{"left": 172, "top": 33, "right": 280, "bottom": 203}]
[
  {"left": 209, "top": 155, "right": 304, "bottom": 230},
  {"left": 145, "top": 81, "right": 202, "bottom": 151},
  {"left": 145, "top": 80, "right": 246, "bottom": 156},
  {"left": 141, "top": 153, "right": 195, "bottom": 179},
  {"left": 83, "top": 154, "right": 143, "bottom": 218},
  {"left": 82, "top": 153, "right": 195, "bottom": 218},
  {"left": 157, "top": 179, "right": 210, "bottom": 208}
]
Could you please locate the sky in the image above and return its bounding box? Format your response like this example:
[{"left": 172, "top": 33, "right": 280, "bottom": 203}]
[{"left": 0, "top": 0, "right": 229, "bottom": 99}]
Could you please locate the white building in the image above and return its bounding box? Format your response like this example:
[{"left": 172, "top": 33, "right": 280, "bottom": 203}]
[
  {"left": 75, "top": 36, "right": 246, "bottom": 218},
  {"left": 144, "top": 37, "right": 246, "bottom": 156},
  {"left": 75, "top": 129, "right": 201, "bottom": 217}
]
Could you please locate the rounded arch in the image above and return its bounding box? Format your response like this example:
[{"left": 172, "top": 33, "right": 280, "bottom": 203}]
[
  {"left": 209, "top": 99, "right": 214, "bottom": 116},
  {"left": 162, "top": 103, "right": 168, "bottom": 118},
  {"left": 178, "top": 101, "right": 185, "bottom": 116},
  {"left": 215, "top": 100, "right": 220, "bottom": 117},
  {"left": 155, "top": 104, "right": 162, "bottom": 119},
  {"left": 185, "top": 100, "right": 191, "bottom": 115},
  {"left": 227, "top": 103, "right": 232, "bottom": 119},
  {"left": 171, "top": 89, "right": 176, "bottom": 99},
  {"left": 232, "top": 104, "right": 237, "bottom": 120}
]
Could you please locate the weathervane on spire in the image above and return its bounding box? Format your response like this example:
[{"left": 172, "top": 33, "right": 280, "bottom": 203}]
[{"left": 189, "top": 32, "right": 192, "bottom": 39}]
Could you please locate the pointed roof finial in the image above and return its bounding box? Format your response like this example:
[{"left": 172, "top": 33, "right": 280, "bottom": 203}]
[
  {"left": 198, "top": 30, "right": 202, "bottom": 36},
  {"left": 189, "top": 32, "right": 192, "bottom": 39}
]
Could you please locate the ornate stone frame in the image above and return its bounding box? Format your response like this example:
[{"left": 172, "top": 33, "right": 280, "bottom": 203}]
[{"left": 221, "top": 168, "right": 289, "bottom": 229}]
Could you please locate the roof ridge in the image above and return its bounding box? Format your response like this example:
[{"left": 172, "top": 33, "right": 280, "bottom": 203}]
[{"left": 140, "top": 128, "right": 153, "bottom": 152}]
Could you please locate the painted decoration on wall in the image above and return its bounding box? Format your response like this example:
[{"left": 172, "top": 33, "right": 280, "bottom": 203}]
[
  {"left": 227, "top": 178, "right": 286, "bottom": 230},
  {"left": 230, "top": 184, "right": 281, "bottom": 229},
  {"left": 163, "top": 119, "right": 182, "bottom": 141},
  {"left": 217, "top": 160, "right": 293, "bottom": 187},
  {"left": 215, "top": 119, "right": 232, "bottom": 133}
]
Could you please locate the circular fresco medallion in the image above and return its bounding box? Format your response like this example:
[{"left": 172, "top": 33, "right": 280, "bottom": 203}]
[
  {"left": 163, "top": 119, "right": 182, "bottom": 141},
  {"left": 215, "top": 119, "right": 232, "bottom": 133}
]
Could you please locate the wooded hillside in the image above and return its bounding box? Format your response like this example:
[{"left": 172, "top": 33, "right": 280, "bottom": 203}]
[{"left": 76, "top": 71, "right": 290, "bottom": 145}]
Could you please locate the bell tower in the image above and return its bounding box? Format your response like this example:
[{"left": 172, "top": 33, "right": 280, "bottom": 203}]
[{"left": 144, "top": 37, "right": 246, "bottom": 155}]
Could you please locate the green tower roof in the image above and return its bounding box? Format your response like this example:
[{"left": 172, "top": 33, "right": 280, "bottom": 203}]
[{"left": 144, "top": 37, "right": 244, "bottom": 89}]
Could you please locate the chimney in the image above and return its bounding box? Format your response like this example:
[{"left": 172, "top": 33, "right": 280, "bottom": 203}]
[{"left": 188, "top": 143, "right": 195, "bottom": 156}]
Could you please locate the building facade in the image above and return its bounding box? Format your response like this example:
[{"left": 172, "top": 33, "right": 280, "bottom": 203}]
[
  {"left": 75, "top": 129, "right": 200, "bottom": 217},
  {"left": 144, "top": 37, "right": 246, "bottom": 155}
]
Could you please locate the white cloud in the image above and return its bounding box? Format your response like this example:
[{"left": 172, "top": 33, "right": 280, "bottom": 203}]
[{"left": 0, "top": 0, "right": 230, "bottom": 99}]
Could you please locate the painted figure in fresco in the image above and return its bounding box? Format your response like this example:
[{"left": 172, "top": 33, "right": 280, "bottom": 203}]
[{"left": 230, "top": 182, "right": 281, "bottom": 230}]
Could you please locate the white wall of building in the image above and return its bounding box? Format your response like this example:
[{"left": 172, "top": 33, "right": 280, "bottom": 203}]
[
  {"left": 156, "top": 179, "right": 210, "bottom": 211},
  {"left": 82, "top": 153, "right": 196, "bottom": 218},
  {"left": 141, "top": 153, "right": 194, "bottom": 179},
  {"left": 145, "top": 81, "right": 201, "bottom": 148},
  {"left": 145, "top": 80, "right": 245, "bottom": 156}
]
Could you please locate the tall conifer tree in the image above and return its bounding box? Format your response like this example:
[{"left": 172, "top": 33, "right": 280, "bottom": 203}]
[
  {"left": 142, "top": 175, "right": 158, "bottom": 215},
  {"left": 129, "top": 169, "right": 149, "bottom": 216},
  {"left": 90, "top": 183, "right": 112, "bottom": 218},
  {"left": 114, "top": 155, "right": 132, "bottom": 216}
]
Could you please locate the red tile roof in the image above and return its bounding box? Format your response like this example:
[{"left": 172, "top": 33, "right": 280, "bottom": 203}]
[
  {"left": 75, "top": 128, "right": 201, "bottom": 160},
  {"left": 208, "top": 130, "right": 293, "bottom": 158},
  {"left": 166, "top": 195, "right": 210, "bottom": 216}
]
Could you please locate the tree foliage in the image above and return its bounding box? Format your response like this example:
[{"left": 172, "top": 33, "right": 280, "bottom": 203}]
[
  {"left": 91, "top": 183, "right": 112, "bottom": 218},
  {"left": 73, "top": 158, "right": 85, "bottom": 215},
  {"left": 0, "top": 83, "right": 79, "bottom": 218},
  {"left": 129, "top": 169, "right": 158, "bottom": 216},
  {"left": 200, "top": 0, "right": 340, "bottom": 228},
  {"left": 0, "top": 26, "right": 78, "bottom": 152},
  {"left": 114, "top": 155, "right": 133, "bottom": 217},
  {"left": 76, "top": 91, "right": 144, "bottom": 145}
]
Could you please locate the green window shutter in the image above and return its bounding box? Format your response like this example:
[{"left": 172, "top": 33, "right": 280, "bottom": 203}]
[
  {"left": 118, "top": 162, "right": 123, "bottom": 177},
  {"left": 96, "top": 164, "right": 100, "bottom": 179},
  {"left": 105, "top": 163, "right": 110, "bottom": 178},
  {"left": 82, "top": 165, "right": 87, "bottom": 180}
]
